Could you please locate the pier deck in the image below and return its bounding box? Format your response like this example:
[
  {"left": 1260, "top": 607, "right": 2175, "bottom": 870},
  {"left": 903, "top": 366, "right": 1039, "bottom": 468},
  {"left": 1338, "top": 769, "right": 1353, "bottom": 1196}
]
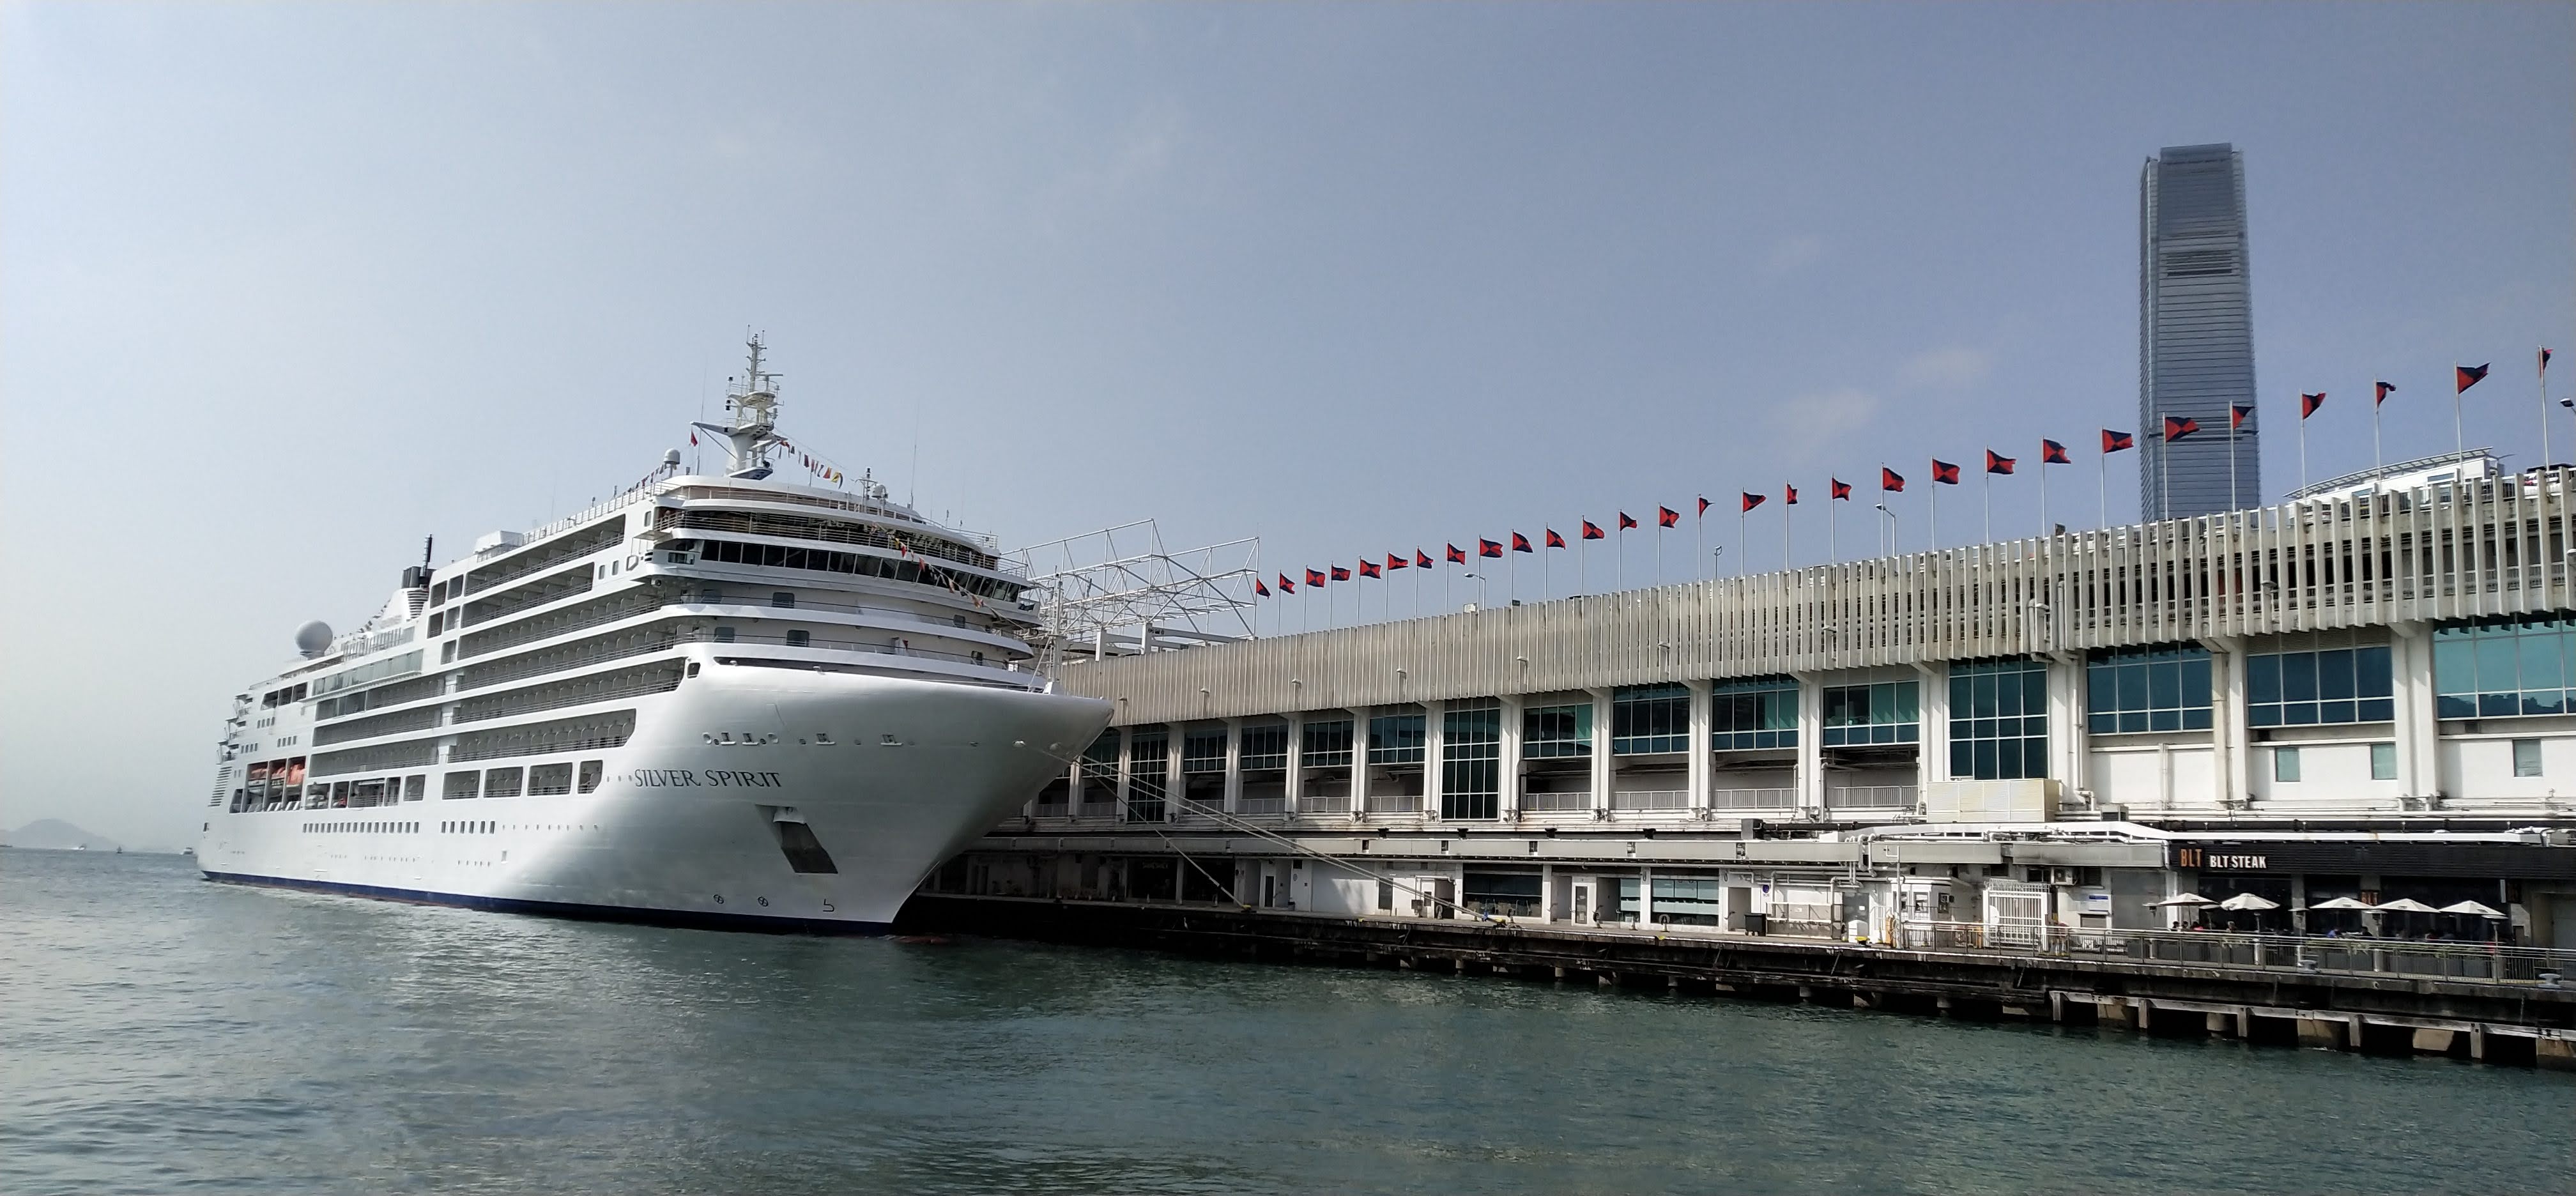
[{"left": 901, "top": 893, "right": 2576, "bottom": 1070}]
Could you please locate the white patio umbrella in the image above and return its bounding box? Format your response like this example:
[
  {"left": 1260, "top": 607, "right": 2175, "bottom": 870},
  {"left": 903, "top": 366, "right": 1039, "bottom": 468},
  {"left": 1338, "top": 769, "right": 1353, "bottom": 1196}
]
[
  {"left": 2217, "top": 893, "right": 2281, "bottom": 911},
  {"left": 2151, "top": 893, "right": 2217, "bottom": 907},
  {"left": 2372, "top": 898, "right": 2441, "bottom": 914},
  {"left": 2436, "top": 900, "right": 2507, "bottom": 919},
  {"left": 2302, "top": 896, "right": 2374, "bottom": 912}
]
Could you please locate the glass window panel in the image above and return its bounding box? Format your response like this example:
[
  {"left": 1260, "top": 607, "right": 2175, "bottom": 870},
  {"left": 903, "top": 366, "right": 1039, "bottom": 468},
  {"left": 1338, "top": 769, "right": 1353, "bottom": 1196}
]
[
  {"left": 2246, "top": 655, "right": 2281, "bottom": 706},
  {"left": 2320, "top": 701, "right": 2355, "bottom": 724},
  {"left": 2520, "top": 633, "right": 2563, "bottom": 692},
  {"left": 2284, "top": 702, "right": 2319, "bottom": 726},
  {"left": 2248, "top": 703, "right": 2281, "bottom": 727},
  {"left": 2182, "top": 707, "right": 2212, "bottom": 731},
  {"left": 2113, "top": 664, "right": 2145, "bottom": 712},
  {"left": 2523, "top": 690, "right": 2565, "bottom": 717},
  {"left": 2476, "top": 637, "right": 2520, "bottom": 698},
  {"left": 2089, "top": 712, "right": 2115, "bottom": 735},
  {"left": 2280, "top": 653, "right": 2318, "bottom": 703},
  {"left": 2434, "top": 638, "right": 2477, "bottom": 696},
  {"left": 2181, "top": 657, "right": 2211, "bottom": 708},
  {"left": 2317, "top": 649, "right": 2357, "bottom": 702},
  {"left": 2023, "top": 670, "right": 2048, "bottom": 716},
  {"left": 2481, "top": 693, "right": 2518, "bottom": 718},
  {"left": 2370, "top": 742, "right": 2397, "bottom": 780},
  {"left": 2146, "top": 663, "right": 2177, "bottom": 711},
  {"left": 2435, "top": 694, "right": 2476, "bottom": 720},
  {"left": 2358, "top": 698, "right": 2394, "bottom": 722}
]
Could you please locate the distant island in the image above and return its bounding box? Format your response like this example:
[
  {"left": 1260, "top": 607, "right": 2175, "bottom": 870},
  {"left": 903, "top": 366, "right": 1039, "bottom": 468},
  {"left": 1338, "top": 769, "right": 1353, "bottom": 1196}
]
[{"left": 4, "top": 819, "right": 123, "bottom": 852}]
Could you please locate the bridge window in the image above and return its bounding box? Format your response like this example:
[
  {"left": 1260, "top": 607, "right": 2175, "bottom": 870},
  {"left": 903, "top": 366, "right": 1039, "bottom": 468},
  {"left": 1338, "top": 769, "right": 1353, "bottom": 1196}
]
[
  {"left": 1124, "top": 730, "right": 1168, "bottom": 823},
  {"left": 1441, "top": 703, "right": 1501, "bottom": 820},
  {"left": 1612, "top": 684, "right": 1690, "bottom": 755},
  {"left": 1368, "top": 714, "right": 1426, "bottom": 765},
  {"left": 1300, "top": 719, "right": 1354, "bottom": 769},
  {"left": 1822, "top": 681, "right": 1919, "bottom": 746},
  {"left": 2248, "top": 638, "right": 2391, "bottom": 726},
  {"left": 2086, "top": 645, "right": 2211, "bottom": 734},
  {"left": 1711, "top": 677, "right": 1797, "bottom": 751},
  {"left": 1949, "top": 659, "right": 2048, "bottom": 780},
  {"left": 2435, "top": 617, "right": 2575, "bottom": 719},
  {"left": 1522, "top": 703, "right": 1592, "bottom": 758},
  {"left": 1182, "top": 728, "right": 1228, "bottom": 774},
  {"left": 1238, "top": 723, "right": 1289, "bottom": 772}
]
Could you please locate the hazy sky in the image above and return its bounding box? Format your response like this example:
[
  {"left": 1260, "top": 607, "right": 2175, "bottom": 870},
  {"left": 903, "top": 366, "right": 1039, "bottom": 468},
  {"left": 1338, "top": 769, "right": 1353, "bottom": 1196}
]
[{"left": 4, "top": 3, "right": 2569, "bottom": 847}]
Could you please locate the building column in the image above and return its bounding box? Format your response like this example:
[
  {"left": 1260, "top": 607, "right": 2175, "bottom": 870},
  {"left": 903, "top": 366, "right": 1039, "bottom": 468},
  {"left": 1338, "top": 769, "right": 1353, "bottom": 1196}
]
[
  {"left": 1113, "top": 726, "right": 1134, "bottom": 822},
  {"left": 1589, "top": 688, "right": 1614, "bottom": 816},
  {"left": 1166, "top": 732, "right": 1185, "bottom": 822},
  {"left": 1350, "top": 705, "right": 1370, "bottom": 818},
  {"left": 1915, "top": 663, "right": 1951, "bottom": 793},
  {"left": 2047, "top": 656, "right": 2087, "bottom": 813},
  {"left": 2196, "top": 636, "right": 2245, "bottom": 811},
  {"left": 1637, "top": 866, "right": 1654, "bottom": 928},
  {"left": 1793, "top": 672, "right": 1825, "bottom": 814},
  {"left": 1499, "top": 694, "right": 1526, "bottom": 819},
  {"left": 1283, "top": 710, "right": 1304, "bottom": 812},
  {"left": 1538, "top": 861, "right": 1556, "bottom": 921},
  {"left": 1423, "top": 700, "right": 1446, "bottom": 820},
  {"left": 1222, "top": 717, "right": 1243, "bottom": 815},
  {"left": 2391, "top": 620, "right": 2437, "bottom": 801},
  {"left": 1687, "top": 679, "right": 1714, "bottom": 815}
]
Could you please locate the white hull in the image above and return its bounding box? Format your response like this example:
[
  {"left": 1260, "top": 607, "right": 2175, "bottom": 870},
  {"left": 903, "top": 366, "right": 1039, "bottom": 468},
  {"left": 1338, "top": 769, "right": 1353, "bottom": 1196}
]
[{"left": 201, "top": 667, "right": 1110, "bottom": 930}]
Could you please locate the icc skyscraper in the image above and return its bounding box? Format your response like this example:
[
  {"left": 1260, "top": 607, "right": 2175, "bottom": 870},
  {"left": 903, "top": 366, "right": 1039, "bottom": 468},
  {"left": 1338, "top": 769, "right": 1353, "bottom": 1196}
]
[{"left": 2138, "top": 143, "right": 2258, "bottom": 519}]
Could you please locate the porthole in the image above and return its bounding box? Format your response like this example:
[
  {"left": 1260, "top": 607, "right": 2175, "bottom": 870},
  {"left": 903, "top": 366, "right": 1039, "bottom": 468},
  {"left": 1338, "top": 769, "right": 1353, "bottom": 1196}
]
[{"left": 712, "top": 893, "right": 725, "bottom": 904}]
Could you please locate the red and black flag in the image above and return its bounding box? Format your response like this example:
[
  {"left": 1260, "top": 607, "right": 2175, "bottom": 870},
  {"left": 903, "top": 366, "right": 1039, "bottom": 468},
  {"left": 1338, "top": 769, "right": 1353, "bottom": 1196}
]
[
  {"left": 1698, "top": 496, "right": 1711, "bottom": 516},
  {"left": 1415, "top": 549, "right": 1434, "bottom": 569},
  {"left": 1545, "top": 528, "right": 1566, "bottom": 549},
  {"left": 2041, "top": 440, "right": 2071, "bottom": 464},
  {"left": 2458, "top": 364, "right": 2490, "bottom": 392},
  {"left": 2163, "top": 415, "right": 2200, "bottom": 441},
  {"left": 1581, "top": 520, "right": 1606, "bottom": 540},
  {"left": 1358, "top": 559, "right": 1381, "bottom": 578},
  {"left": 1254, "top": 576, "right": 1270, "bottom": 597},
  {"left": 1741, "top": 491, "right": 1765, "bottom": 512},
  {"left": 2543, "top": 348, "right": 2554, "bottom": 373},
  {"left": 1784, "top": 484, "right": 1799, "bottom": 505},
  {"left": 2231, "top": 404, "right": 2253, "bottom": 429},
  {"left": 2103, "top": 429, "right": 2136, "bottom": 453},
  {"left": 1932, "top": 459, "right": 1961, "bottom": 484},
  {"left": 2375, "top": 380, "right": 2396, "bottom": 406},
  {"left": 1881, "top": 467, "right": 1906, "bottom": 492},
  {"left": 1305, "top": 569, "right": 1327, "bottom": 587},
  {"left": 1278, "top": 573, "right": 1294, "bottom": 594},
  {"left": 1984, "top": 451, "right": 2014, "bottom": 475},
  {"left": 1387, "top": 553, "right": 1407, "bottom": 571},
  {"left": 1657, "top": 506, "right": 1680, "bottom": 528},
  {"left": 1510, "top": 532, "right": 1533, "bottom": 553},
  {"left": 1330, "top": 565, "right": 1351, "bottom": 582},
  {"left": 1478, "top": 539, "right": 1503, "bottom": 558},
  {"left": 1446, "top": 544, "right": 1468, "bottom": 564},
  {"left": 1618, "top": 512, "right": 1639, "bottom": 530},
  {"left": 1831, "top": 478, "right": 1853, "bottom": 500},
  {"left": 2300, "top": 392, "right": 2325, "bottom": 419}
]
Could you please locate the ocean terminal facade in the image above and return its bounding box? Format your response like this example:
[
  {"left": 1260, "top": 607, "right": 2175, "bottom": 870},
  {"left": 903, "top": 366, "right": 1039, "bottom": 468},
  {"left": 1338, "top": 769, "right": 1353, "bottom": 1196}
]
[{"left": 936, "top": 450, "right": 2576, "bottom": 956}]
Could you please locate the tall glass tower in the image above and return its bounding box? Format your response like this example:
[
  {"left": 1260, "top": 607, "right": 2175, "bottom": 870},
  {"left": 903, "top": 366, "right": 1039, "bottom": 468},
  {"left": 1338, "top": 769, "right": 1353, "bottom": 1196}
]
[{"left": 2138, "top": 143, "right": 2257, "bottom": 520}]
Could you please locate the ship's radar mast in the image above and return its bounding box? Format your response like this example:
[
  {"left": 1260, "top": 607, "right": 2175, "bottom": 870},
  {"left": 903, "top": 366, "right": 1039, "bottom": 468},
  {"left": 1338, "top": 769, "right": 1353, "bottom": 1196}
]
[{"left": 692, "top": 331, "right": 786, "bottom": 479}]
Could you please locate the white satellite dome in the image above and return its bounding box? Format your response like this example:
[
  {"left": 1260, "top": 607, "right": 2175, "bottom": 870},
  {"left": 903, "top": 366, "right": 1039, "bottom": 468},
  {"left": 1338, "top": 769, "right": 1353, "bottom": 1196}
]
[
  {"left": 662, "top": 448, "right": 683, "bottom": 468},
  {"left": 293, "top": 620, "right": 334, "bottom": 657}
]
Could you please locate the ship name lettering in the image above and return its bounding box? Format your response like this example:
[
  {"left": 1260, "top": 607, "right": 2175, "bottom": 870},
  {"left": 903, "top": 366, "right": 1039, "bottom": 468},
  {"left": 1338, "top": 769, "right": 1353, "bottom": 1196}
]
[
  {"left": 634, "top": 769, "right": 699, "bottom": 787},
  {"left": 702, "top": 769, "right": 785, "bottom": 788}
]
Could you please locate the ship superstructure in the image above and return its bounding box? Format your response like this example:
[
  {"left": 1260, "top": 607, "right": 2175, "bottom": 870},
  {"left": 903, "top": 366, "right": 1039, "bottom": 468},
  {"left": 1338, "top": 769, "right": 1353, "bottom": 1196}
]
[{"left": 197, "top": 336, "right": 1112, "bottom": 930}]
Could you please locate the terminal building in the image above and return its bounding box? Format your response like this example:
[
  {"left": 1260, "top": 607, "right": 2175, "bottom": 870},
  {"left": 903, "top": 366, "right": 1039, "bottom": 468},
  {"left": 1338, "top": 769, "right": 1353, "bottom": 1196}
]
[{"left": 928, "top": 454, "right": 2576, "bottom": 954}]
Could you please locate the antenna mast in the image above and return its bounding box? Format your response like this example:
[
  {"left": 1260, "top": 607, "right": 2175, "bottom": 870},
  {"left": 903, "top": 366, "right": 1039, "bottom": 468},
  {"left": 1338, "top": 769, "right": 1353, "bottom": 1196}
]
[{"left": 689, "top": 331, "right": 785, "bottom": 479}]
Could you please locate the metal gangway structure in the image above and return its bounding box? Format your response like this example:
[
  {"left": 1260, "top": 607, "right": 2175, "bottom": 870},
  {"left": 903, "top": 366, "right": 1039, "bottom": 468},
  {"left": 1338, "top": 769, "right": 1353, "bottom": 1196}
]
[{"left": 1012, "top": 521, "right": 1261, "bottom": 670}]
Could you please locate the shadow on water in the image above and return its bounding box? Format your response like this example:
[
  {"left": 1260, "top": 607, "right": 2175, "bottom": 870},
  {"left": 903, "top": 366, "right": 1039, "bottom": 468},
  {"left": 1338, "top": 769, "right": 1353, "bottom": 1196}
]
[{"left": 3, "top": 848, "right": 2571, "bottom": 1195}]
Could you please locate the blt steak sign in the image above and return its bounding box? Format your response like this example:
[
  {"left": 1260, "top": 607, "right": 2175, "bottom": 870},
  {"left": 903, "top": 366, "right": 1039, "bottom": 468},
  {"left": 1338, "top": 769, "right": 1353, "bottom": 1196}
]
[{"left": 2175, "top": 847, "right": 2267, "bottom": 870}]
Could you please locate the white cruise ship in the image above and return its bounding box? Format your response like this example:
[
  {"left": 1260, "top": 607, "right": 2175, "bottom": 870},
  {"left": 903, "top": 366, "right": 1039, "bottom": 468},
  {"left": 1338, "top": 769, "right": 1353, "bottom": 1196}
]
[{"left": 195, "top": 337, "right": 1111, "bottom": 931}]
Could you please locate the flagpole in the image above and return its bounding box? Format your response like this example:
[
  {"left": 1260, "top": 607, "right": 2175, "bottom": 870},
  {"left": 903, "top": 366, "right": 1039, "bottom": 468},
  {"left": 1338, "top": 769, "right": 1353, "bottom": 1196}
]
[
  {"left": 1544, "top": 544, "right": 1552, "bottom": 602},
  {"left": 1982, "top": 468, "right": 1991, "bottom": 543},
  {"left": 2040, "top": 457, "right": 2051, "bottom": 537},
  {"left": 1697, "top": 507, "right": 1706, "bottom": 581},
  {"left": 2099, "top": 445, "right": 2109, "bottom": 530},
  {"left": 2453, "top": 360, "right": 2464, "bottom": 458},
  {"left": 1736, "top": 509, "right": 1747, "bottom": 577},
  {"left": 1579, "top": 537, "right": 1587, "bottom": 596},
  {"left": 2299, "top": 404, "right": 2309, "bottom": 497},
  {"left": 2373, "top": 378, "right": 2383, "bottom": 470},
  {"left": 2228, "top": 413, "right": 2239, "bottom": 512},
  {"left": 2541, "top": 351, "right": 2555, "bottom": 470},
  {"left": 1828, "top": 497, "right": 1838, "bottom": 562},
  {"left": 1655, "top": 526, "right": 1664, "bottom": 585},
  {"left": 1929, "top": 479, "right": 1940, "bottom": 550},
  {"left": 2159, "top": 422, "right": 2170, "bottom": 523},
  {"left": 1780, "top": 494, "right": 1790, "bottom": 569},
  {"left": 1617, "top": 528, "right": 1626, "bottom": 590}
]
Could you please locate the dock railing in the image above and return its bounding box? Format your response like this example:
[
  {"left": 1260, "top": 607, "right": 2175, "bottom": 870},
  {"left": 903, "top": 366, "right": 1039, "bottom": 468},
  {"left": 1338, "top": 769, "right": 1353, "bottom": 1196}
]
[{"left": 1887, "top": 921, "right": 2576, "bottom": 984}]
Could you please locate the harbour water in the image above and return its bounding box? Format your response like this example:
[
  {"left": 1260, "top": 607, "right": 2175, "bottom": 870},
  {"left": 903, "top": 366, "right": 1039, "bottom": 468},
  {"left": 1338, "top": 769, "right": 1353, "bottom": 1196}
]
[{"left": 4, "top": 850, "right": 2569, "bottom": 1195}]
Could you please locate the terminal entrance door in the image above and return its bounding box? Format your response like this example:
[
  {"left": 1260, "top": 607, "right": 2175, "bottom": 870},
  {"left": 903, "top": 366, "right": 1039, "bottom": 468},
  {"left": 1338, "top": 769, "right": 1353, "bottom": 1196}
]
[{"left": 1570, "top": 880, "right": 1595, "bottom": 925}]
